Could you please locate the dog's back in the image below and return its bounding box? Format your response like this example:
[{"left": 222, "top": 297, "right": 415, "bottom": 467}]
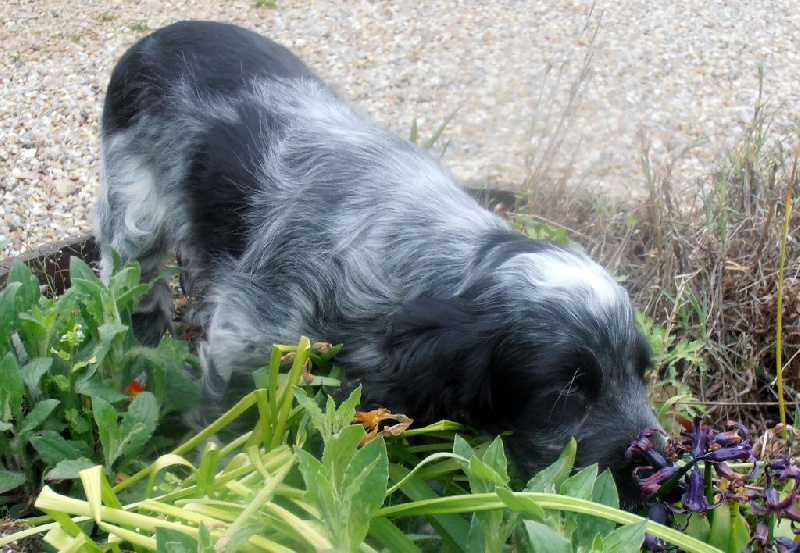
[
  {"left": 103, "top": 21, "right": 314, "bottom": 133},
  {"left": 96, "top": 19, "right": 506, "bottom": 383}
]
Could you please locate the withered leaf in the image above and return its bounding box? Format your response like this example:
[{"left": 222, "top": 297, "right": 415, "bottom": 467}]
[{"left": 353, "top": 408, "right": 414, "bottom": 446}]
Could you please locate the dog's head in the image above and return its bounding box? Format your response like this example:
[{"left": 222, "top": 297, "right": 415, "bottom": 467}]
[{"left": 376, "top": 234, "right": 662, "bottom": 509}]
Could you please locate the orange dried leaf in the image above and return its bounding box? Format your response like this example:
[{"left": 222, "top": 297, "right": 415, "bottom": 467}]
[{"left": 353, "top": 408, "right": 414, "bottom": 446}]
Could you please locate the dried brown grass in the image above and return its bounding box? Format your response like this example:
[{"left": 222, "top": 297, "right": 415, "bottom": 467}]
[{"left": 516, "top": 77, "right": 800, "bottom": 432}]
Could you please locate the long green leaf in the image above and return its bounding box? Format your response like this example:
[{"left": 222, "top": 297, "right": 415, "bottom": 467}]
[
  {"left": 0, "top": 352, "right": 24, "bottom": 422},
  {"left": 92, "top": 396, "right": 119, "bottom": 469},
  {"left": 0, "top": 281, "right": 22, "bottom": 349},
  {"left": 367, "top": 517, "right": 421, "bottom": 553},
  {"left": 118, "top": 391, "right": 159, "bottom": 458},
  {"left": 17, "top": 398, "right": 60, "bottom": 434},
  {"left": 377, "top": 491, "right": 722, "bottom": 553},
  {"left": 28, "top": 431, "right": 93, "bottom": 465},
  {"left": 523, "top": 519, "right": 572, "bottom": 553},
  {"left": 0, "top": 468, "right": 26, "bottom": 494}
]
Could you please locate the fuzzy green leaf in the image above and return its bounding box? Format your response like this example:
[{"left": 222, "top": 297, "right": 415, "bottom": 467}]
[
  {"left": 496, "top": 486, "right": 546, "bottom": 520},
  {"left": 98, "top": 322, "right": 128, "bottom": 345},
  {"left": 592, "top": 469, "right": 620, "bottom": 508},
  {"left": 0, "top": 281, "right": 22, "bottom": 349},
  {"left": 7, "top": 260, "right": 41, "bottom": 312},
  {"left": 77, "top": 374, "right": 129, "bottom": 403},
  {"left": 156, "top": 527, "right": 199, "bottom": 552},
  {"left": 323, "top": 424, "right": 366, "bottom": 489},
  {"left": 336, "top": 385, "right": 361, "bottom": 430},
  {"left": 560, "top": 463, "right": 598, "bottom": 501},
  {"left": 28, "top": 430, "right": 93, "bottom": 465},
  {"left": 292, "top": 388, "right": 326, "bottom": 434},
  {"left": 92, "top": 396, "right": 120, "bottom": 467},
  {"left": 69, "top": 256, "right": 101, "bottom": 285},
  {"left": 526, "top": 437, "right": 576, "bottom": 493},
  {"left": 295, "top": 447, "right": 336, "bottom": 539},
  {"left": 20, "top": 357, "right": 53, "bottom": 393},
  {"left": 465, "top": 513, "right": 487, "bottom": 553},
  {"left": 601, "top": 520, "right": 647, "bottom": 552},
  {"left": 481, "top": 436, "right": 509, "bottom": 483},
  {"left": 45, "top": 457, "right": 98, "bottom": 480},
  {"left": 0, "top": 468, "right": 27, "bottom": 494},
  {"left": 452, "top": 434, "right": 474, "bottom": 469},
  {"left": 342, "top": 436, "right": 389, "bottom": 545},
  {"left": 523, "top": 519, "right": 572, "bottom": 553},
  {"left": 17, "top": 398, "right": 60, "bottom": 435},
  {"left": 467, "top": 456, "right": 507, "bottom": 493},
  {"left": 118, "top": 391, "right": 159, "bottom": 458},
  {"left": 115, "top": 284, "right": 151, "bottom": 315},
  {"left": 0, "top": 352, "right": 24, "bottom": 422},
  {"left": 575, "top": 469, "right": 619, "bottom": 544}
]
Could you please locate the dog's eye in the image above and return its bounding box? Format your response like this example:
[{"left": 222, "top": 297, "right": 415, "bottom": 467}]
[
  {"left": 559, "top": 369, "right": 585, "bottom": 397},
  {"left": 542, "top": 374, "right": 588, "bottom": 424},
  {"left": 544, "top": 388, "right": 586, "bottom": 424}
]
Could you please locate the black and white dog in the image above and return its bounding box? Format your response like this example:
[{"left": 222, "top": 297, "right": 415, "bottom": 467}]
[{"left": 96, "top": 21, "right": 661, "bottom": 506}]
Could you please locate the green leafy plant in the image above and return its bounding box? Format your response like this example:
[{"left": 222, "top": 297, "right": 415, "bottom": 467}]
[
  {"left": 1, "top": 335, "right": 716, "bottom": 552},
  {"left": 0, "top": 257, "right": 197, "bottom": 515},
  {"left": 636, "top": 309, "right": 707, "bottom": 433}
]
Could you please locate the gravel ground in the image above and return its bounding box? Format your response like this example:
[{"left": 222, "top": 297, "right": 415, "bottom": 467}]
[{"left": 2, "top": 0, "right": 799, "bottom": 258}]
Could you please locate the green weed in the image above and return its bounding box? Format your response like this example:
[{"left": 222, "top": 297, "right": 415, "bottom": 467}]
[{"left": 0, "top": 258, "right": 197, "bottom": 516}]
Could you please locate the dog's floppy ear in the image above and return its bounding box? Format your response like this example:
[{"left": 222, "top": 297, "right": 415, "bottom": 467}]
[{"left": 369, "top": 296, "right": 501, "bottom": 425}]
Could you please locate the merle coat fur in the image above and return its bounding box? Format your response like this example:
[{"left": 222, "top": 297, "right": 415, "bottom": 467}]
[{"left": 96, "top": 20, "right": 661, "bottom": 506}]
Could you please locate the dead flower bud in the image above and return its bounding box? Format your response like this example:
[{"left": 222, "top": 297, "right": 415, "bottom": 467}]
[
  {"left": 280, "top": 351, "right": 296, "bottom": 364},
  {"left": 353, "top": 408, "right": 414, "bottom": 446},
  {"left": 301, "top": 358, "right": 314, "bottom": 385},
  {"left": 312, "top": 341, "right": 333, "bottom": 354}
]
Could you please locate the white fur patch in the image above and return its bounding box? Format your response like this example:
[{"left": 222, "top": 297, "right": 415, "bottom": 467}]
[{"left": 506, "top": 251, "right": 624, "bottom": 313}]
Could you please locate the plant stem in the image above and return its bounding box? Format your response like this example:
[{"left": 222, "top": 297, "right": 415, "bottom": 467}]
[{"left": 775, "top": 147, "right": 797, "bottom": 438}]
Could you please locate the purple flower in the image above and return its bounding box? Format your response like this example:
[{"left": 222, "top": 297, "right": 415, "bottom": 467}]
[
  {"left": 751, "top": 487, "right": 800, "bottom": 522},
  {"left": 707, "top": 443, "right": 756, "bottom": 463},
  {"left": 751, "top": 521, "right": 770, "bottom": 547},
  {"left": 627, "top": 427, "right": 669, "bottom": 469},
  {"left": 713, "top": 460, "right": 741, "bottom": 482},
  {"left": 634, "top": 466, "right": 681, "bottom": 496},
  {"left": 785, "top": 501, "right": 800, "bottom": 524},
  {"left": 770, "top": 456, "right": 800, "bottom": 483},
  {"left": 681, "top": 467, "right": 709, "bottom": 512},
  {"left": 713, "top": 421, "right": 748, "bottom": 447},
  {"left": 679, "top": 416, "right": 715, "bottom": 459},
  {"left": 774, "top": 537, "right": 800, "bottom": 553}
]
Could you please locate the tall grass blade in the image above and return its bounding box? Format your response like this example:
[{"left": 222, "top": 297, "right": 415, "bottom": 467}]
[{"left": 775, "top": 146, "right": 798, "bottom": 434}]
